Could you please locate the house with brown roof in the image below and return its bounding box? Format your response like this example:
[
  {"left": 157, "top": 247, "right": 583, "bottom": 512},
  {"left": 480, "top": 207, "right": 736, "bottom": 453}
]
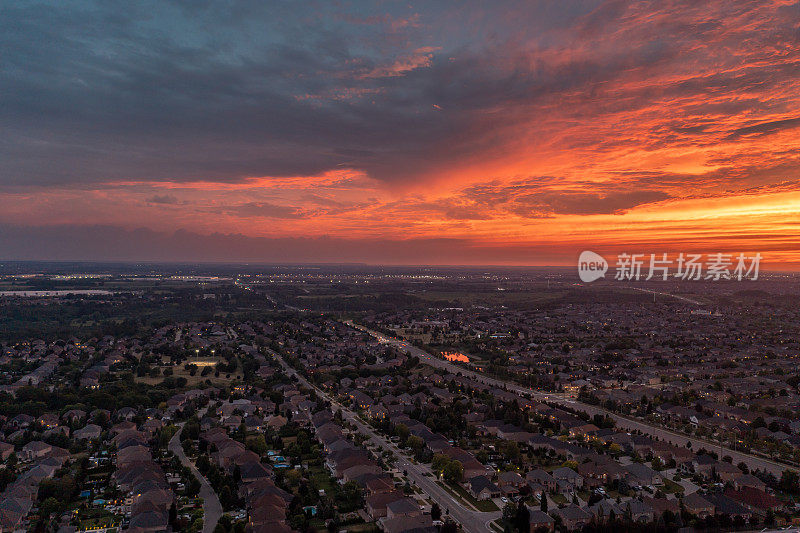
[
  {"left": 527, "top": 509, "right": 555, "bottom": 532},
  {"left": 725, "top": 487, "right": 783, "bottom": 514},
  {"left": 682, "top": 492, "right": 714, "bottom": 519},
  {"left": 366, "top": 490, "right": 405, "bottom": 519},
  {"left": 20, "top": 441, "right": 51, "bottom": 461},
  {"left": 0, "top": 442, "right": 14, "bottom": 461},
  {"left": 526, "top": 469, "right": 556, "bottom": 492},
  {"left": 551, "top": 504, "right": 591, "bottom": 531}
]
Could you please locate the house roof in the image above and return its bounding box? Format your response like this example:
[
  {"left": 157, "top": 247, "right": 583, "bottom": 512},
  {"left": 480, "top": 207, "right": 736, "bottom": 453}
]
[
  {"left": 387, "top": 497, "right": 419, "bottom": 515},
  {"left": 725, "top": 487, "right": 783, "bottom": 510},
  {"left": 469, "top": 475, "right": 499, "bottom": 493},
  {"left": 527, "top": 510, "right": 554, "bottom": 524},
  {"left": 682, "top": 492, "right": 714, "bottom": 510},
  {"left": 553, "top": 504, "right": 591, "bottom": 521}
]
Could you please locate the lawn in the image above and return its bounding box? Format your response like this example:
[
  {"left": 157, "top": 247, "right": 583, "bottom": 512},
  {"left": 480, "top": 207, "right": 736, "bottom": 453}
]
[
  {"left": 308, "top": 466, "right": 336, "bottom": 493},
  {"left": 443, "top": 482, "right": 499, "bottom": 512},
  {"left": 661, "top": 479, "right": 684, "bottom": 494},
  {"left": 345, "top": 523, "right": 380, "bottom": 533},
  {"left": 134, "top": 357, "right": 243, "bottom": 386}
]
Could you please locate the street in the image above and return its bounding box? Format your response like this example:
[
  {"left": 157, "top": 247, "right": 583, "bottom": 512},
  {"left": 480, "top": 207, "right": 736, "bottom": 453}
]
[
  {"left": 169, "top": 422, "right": 224, "bottom": 533},
  {"left": 268, "top": 348, "right": 501, "bottom": 533},
  {"left": 349, "top": 322, "right": 791, "bottom": 478}
]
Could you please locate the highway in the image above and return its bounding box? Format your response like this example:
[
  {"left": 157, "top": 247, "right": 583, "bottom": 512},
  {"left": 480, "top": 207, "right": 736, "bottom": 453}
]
[
  {"left": 267, "top": 348, "right": 501, "bottom": 533},
  {"left": 347, "top": 321, "right": 791, "bottom": 478}
]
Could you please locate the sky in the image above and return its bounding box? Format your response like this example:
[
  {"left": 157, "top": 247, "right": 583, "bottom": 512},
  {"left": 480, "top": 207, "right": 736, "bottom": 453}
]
[{"left": 2, "top": 0, "right": 800, "bottom": 265}]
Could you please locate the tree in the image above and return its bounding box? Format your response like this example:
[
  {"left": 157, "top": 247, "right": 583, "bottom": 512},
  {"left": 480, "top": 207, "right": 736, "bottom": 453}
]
[
  {"left": 779, "top": 470, "right": 799, "bottom": 494},
  {"left": 432, "top": 454, "right": 450, "bottom": 475},
  {"left": 540, "top": 494, "right": 548, "bottom": 513},
  {"left": 284, "top": 469, "right": 301, "bottom": 488},
  {"left": 476, "top": 449, "right": 489, "bottom": 464},
  {"left": 339, "top": 480, "right": 362, "bottom": 511},
  {"left": 407, "top": 435, "right": 424, "bottom": 452},
  {"left": 431, "top": 502, "right": 441, "bottom": 521},
  {"left": 500, "top": 440, "right": 520, "bottom": 461},
  {"left": 217, "top": 514, "right": 233, "bottom": 533},
  {"left": 39, "top": 496, "right": 62, "bottom": 518},
  {"left": 186, "top": 476, "right": 201, "bottom": 497},
  {"left": 502, "top": 502, "right": 517, "bottom": 527},
  {"left": 441, "top": 522, "right": 458, "bottom": 533},
  {"left": 514, "top": 501, "right": 530, "bottom": 533},
  {"left": 443, "top": 460, "right": 464, "bottom": 484},
  {"left": 396, "top": 423, "right": 409, "bottom": 443},
  {"left": 247, "top": 435, "right": 268, "bottom": 455}
]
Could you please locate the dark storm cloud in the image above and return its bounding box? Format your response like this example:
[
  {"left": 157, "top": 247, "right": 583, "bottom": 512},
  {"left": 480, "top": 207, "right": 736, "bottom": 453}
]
[
  {"left": 441, "top": 178, "right": 673, "bottom": 218},
  {"left": 511, "top": 190, "right": 672, "bottom": 216},
  {"left": 3, "top": 0, "right": 678, "bottom": 188},
  {"left": 0, "top": 1, "right": 453, "bottom": 185},
  {"left": 220, "top": 202, "right": 306, "bottom": 219},
  {"left": 4, "top": 0, "right": 795, "bottom": 191},
  {"left": 726, "top": 117, "right": 800, "bottom": 140},
  {"left": 146, "top": 194, "right": 180, "bottom": 205}
]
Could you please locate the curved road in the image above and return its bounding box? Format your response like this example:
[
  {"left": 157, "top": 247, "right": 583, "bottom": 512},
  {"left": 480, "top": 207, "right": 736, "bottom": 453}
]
[
  {"left": 169, "top": 424, "right": 223, "bottom": 533},
  {"left": 349, "top": 322, "right": 791, "bottom": 478}
]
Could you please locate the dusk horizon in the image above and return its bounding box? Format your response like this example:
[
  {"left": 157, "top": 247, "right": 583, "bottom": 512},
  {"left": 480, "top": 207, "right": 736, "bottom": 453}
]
[{"left": 4, "top": 1, "right": 800, "bottom": 265}]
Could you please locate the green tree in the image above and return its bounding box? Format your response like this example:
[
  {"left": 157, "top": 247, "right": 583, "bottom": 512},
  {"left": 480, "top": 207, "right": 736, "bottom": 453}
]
[
  {"left": 779, "top": 470, "right": 799, "bottom": 494},
  {"left": 514, "top": 501, "right": 530, "bottom": 533},
  {"left": 431, "top": 502, "right": 441, "bottom": 521},
  {"left": 338, "top": 480, "right": 362, "bottom": 511},
  {"left": 396, "top": 423, "right": 409, "bottom": 443},
  {"left": 39, "top": 497, "right": 62, "bottom": 517},
  {"left": 443, "top": 460, "right": 464, "bottom": 483},
  {"left": 432, "top": 454, "right": 450, "bottom": 475},
  {"left": 407, "top": 435, "right": 424, "bottom": 452}
]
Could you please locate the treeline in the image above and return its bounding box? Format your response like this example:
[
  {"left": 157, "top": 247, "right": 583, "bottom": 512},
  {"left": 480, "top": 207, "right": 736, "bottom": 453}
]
[{"left": 0, "top": 378, "right": 175, "bottom": 417}]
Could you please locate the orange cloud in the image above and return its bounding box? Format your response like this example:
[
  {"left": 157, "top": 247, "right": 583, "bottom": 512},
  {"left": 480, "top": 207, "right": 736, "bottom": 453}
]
[{"left": 3, "top": 1, "right": 800, "bottom": 265}]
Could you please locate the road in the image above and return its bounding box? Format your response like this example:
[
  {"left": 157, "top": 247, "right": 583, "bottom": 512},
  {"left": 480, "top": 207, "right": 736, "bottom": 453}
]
[
  {"left": 169, "top": 423, "right": 223, "bottom": 533},
  {"left": 347, "top": 322, "right": 790, "bottom": 478},
  {"left": 267, "top": 348, "right": 501, "bottom": 533},
  {"left": 630, "top": 287, "right": 705, "bottom": 306}
]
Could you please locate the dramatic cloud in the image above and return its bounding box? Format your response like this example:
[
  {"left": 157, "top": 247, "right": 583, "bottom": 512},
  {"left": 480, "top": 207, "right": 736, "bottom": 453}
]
[
  {"left": 146, "top": 194, "right": 180, "bottom": 205},
  {"left": 2, "top": 1, "right": 800, "bottom": 264}
]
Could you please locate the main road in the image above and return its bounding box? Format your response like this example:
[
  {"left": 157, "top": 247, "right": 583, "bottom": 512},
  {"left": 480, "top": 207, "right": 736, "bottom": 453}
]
[
  {"left": 169, "top": 421, "right": 223, "bottom": 533},
  {"left": 347, "top": 321, "right": 790, "bottom": 478},
  {"left": 266, "top": 347, "right": 501, "bottom": 533}
]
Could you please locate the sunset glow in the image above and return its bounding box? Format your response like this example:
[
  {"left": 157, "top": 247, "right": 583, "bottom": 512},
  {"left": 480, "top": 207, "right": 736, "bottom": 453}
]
[
  {"left": 3, "top": 1, "right": 800, "bottom": 265},
  {"left": 442, "top": 352, "right": 471, "bottom": 363}
]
